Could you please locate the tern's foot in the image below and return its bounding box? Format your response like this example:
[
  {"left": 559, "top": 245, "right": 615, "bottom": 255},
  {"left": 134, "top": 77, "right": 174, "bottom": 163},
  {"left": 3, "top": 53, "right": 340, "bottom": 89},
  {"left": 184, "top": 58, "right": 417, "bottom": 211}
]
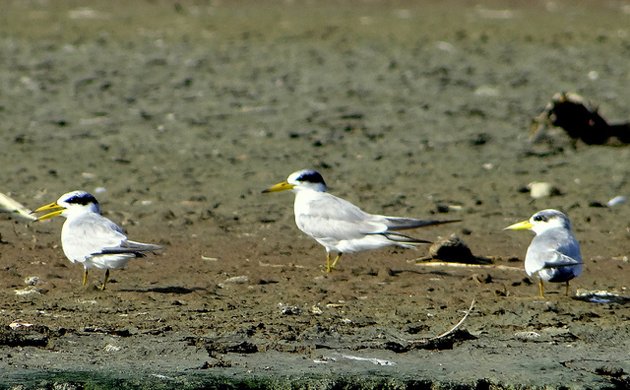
[
  {"left": 322, "top": 263, "right": 341, "bottom": 273},
  {"left": 329, "top": 254, "right": 342, "bottom": 272}
]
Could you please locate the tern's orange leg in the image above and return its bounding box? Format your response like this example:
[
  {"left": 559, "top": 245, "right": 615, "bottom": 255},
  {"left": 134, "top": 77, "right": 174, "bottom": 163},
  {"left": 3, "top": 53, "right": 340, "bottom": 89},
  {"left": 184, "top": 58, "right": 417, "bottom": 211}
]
[{"left": 538, "top": 280, "right": 545, "bottom": 298}]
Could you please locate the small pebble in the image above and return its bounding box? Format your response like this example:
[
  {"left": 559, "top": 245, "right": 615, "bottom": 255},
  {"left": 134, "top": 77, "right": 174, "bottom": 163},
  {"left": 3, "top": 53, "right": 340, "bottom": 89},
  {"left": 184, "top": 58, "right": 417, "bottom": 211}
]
[
  {"left": 104, "top": 344, "right": 122, "bottom": 352},
  {"left": 514, "top": 331, "right": 541, "bottom": 340},
  {"left": 607, "top": 195, "right": 626, "bottom": 207},
  {"left": 278, "top": 303, "right": 301, "bottom": 315},
  {"left": 310, "top": 306, "right": 323, "bottom": 315},
  {"left": 527, "top": 181, "right": 560, "bottom": 199},
  {"left": 223, "top": 275, "right": 249, "bottom": 284},
  {"left": 9, "top": 322, "right": 34, "bottom": 329},
  {"left": 587, "top": 70, "right": 599, "bottom": 80},
  {"left": 24, "top": 276, "right": 40, "bottom": 286},
  {"left": 14, "top": 286, "right": 41, "bottom": 296}
]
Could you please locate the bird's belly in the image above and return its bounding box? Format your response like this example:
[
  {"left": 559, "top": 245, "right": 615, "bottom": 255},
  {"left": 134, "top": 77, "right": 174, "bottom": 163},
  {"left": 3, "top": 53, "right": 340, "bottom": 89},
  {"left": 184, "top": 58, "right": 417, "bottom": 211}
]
[
  {"left": 533, "top": 265, "right": 581, "bottom": 283},
  {"left": 330, "top": 236, "right": 393, "bottom": 254},
  {"left": 61, "top": 230, "right": 104, "bottom": 264},
  {"left": 85, "top": 254, "right": 134, "bottom": 270},
  {"left": 61, "top": 245, "right": 91, "bottom": 264}
]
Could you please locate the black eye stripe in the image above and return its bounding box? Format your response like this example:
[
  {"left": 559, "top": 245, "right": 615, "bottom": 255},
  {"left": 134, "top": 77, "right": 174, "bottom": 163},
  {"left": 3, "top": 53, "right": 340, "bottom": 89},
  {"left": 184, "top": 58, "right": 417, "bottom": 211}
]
[
  {"left": 298, "top": 171, "right": 326, "bottom": 186},
  {"left": 66, "top": 194, "right": 98, "bottom": 206}
]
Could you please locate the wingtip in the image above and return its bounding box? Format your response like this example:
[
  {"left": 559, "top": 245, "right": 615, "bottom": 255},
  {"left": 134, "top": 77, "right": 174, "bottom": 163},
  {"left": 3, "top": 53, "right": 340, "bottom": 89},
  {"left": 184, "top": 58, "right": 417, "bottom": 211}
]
[
  {"left": 419, "top": 218, "right": 462, "bottom": 227},
  {"left": 440, "top": 219, "right": 462, "bottom": 224}
]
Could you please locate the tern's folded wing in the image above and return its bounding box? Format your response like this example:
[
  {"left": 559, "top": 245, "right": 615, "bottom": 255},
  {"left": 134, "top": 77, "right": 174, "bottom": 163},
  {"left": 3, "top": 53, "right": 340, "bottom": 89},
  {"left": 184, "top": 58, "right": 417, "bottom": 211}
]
[
  {"left": 298, "top": 212, "right": 386, "bottom": 239},
  {"left": 296, "top": 194, "right": 387, "bottom": 239},
  {"left": 98, "top": 240, "right": 161, "bottom": 255},
  {"left": 543, "top": 250, "right": 582, "bottom": 269},
  {"left": 63, "top": 214, "right": 130, "bottom": 260}
]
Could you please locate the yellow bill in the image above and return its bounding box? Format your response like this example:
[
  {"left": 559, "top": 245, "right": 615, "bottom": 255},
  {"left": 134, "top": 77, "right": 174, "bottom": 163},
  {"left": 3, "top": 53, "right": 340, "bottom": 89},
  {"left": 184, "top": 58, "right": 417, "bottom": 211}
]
[
  {"left": 262, "top": 181, "right": 295, "bottom": 193},
  {"left": 33, "top": 202, "right": 65, "bottom": 221},
  {"left": 504, "top": 220, "right": 533, "bottom": 231}
]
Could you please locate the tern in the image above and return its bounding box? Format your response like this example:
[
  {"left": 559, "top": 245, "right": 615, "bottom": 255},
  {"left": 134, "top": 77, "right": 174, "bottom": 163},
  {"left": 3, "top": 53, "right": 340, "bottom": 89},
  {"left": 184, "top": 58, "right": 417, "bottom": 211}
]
[
  {"left": 263, "top": 169, "right": 459, "bottom": 272},
  {"left": 34, "top": 191, "right": 161, "bottom": 290},
  {"left": 505, "top": 209, "right": 582, "bottom": 297}
]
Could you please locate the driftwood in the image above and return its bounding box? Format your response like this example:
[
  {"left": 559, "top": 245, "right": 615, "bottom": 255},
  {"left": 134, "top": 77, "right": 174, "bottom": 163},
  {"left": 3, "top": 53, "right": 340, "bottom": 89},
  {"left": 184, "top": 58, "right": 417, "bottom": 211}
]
[
  {"left": 413, "top": 260, "right": 522, "bottom": 272},
  {"left": 531, "top": 92, "right": 630, "bottom": 146}
]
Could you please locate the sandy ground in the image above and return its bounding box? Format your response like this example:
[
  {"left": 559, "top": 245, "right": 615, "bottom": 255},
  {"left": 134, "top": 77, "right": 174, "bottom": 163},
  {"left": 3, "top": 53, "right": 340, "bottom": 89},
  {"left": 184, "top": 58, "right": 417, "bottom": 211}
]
[{"left": 1, "top": 1, "right": 629, "bottom": 389}]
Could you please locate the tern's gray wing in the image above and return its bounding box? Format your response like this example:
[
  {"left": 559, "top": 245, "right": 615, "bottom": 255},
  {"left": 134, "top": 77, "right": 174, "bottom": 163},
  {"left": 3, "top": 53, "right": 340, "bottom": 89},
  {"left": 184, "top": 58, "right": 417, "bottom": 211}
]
[
  {"left": 526, "top": 228, "right": 581, "bottom": 279},
  {"left": 543, "top": 250, "right": 582, "bottom": 269},
  {"left": 62, "top": 214, "right": 132, "bottom": 260},
  {"left": 296, "top": 193, "right": 390, "bottom": 240}
]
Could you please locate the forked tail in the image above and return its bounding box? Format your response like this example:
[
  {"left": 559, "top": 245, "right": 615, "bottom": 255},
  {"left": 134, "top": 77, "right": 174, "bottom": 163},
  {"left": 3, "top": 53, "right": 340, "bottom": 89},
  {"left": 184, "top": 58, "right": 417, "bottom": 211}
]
[{"left": 378, "top": 231, "right": 432, "bottom": 245}]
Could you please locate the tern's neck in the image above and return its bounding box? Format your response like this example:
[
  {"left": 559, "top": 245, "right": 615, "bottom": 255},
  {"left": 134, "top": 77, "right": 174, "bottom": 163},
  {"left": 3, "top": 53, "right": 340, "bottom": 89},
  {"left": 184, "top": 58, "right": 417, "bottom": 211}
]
[
  {"left": 293, "top": 183, "right": 327, "bottom": 193},
  {"left": 534, "top": 225, "right": 571, "bottom": 236},
  {"left": 293, "top": 187, "right": 326, "bottom": 207}
]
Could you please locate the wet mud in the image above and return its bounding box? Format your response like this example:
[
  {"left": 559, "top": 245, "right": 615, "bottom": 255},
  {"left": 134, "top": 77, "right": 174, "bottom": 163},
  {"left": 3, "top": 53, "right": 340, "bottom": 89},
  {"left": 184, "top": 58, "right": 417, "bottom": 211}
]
[{"left": 1, "top": 1, "right": 629, "bottom": 389}]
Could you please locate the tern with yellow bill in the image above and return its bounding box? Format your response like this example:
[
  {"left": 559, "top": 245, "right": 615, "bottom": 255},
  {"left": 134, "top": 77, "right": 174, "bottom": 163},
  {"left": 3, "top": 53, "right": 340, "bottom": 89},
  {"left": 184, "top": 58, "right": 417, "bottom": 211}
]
[
  {"left": 263, "top": 169, "right": 459, "bottom": 272},
  {"left": 505, "top": 209, "right": 582, "bottom": 297},
  {"left": 33, "top": 191, "right": 161, "bottom": 290}
]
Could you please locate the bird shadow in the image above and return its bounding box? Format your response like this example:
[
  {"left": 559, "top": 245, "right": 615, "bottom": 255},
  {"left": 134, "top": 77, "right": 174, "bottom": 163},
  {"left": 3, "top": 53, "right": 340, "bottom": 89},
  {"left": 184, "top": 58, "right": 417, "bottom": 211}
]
[
  {"left": 390, "top": 268, "right": 460, "bottom": 278},
  {"left": 118, "top": 286, "right": 208, "bottom": 294}
]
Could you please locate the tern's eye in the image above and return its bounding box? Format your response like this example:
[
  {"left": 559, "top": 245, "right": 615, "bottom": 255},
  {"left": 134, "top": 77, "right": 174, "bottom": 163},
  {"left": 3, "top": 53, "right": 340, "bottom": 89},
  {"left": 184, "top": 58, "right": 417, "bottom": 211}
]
[{"left": 533, "top": 214, "right": 548, "bottom": 222}]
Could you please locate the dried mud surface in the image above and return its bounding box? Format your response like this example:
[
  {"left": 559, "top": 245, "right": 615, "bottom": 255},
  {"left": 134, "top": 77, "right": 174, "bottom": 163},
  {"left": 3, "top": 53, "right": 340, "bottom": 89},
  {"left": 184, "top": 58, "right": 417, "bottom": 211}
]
[{"left": 1, "top": 1, "right": 629, "bottom": 389}]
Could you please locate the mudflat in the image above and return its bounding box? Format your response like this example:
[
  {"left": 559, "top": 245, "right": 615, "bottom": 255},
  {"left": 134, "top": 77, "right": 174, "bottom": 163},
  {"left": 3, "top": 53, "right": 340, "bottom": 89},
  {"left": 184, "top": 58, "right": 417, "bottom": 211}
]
[{"left": 1, "top": 1, "right": 629, "bottom": 389}]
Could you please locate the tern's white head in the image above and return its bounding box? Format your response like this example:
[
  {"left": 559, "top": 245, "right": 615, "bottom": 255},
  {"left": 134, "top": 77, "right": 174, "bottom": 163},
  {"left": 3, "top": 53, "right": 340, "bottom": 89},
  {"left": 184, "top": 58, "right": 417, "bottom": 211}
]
[
  {"left": 34, "top": 190, "right": 101, "bottom": 220},
  {"left": 504, "top": 209, "right": 572, "bottom": 235},
  {"left": 263, "top": 169, "right": 328, "bottom": 193}
]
